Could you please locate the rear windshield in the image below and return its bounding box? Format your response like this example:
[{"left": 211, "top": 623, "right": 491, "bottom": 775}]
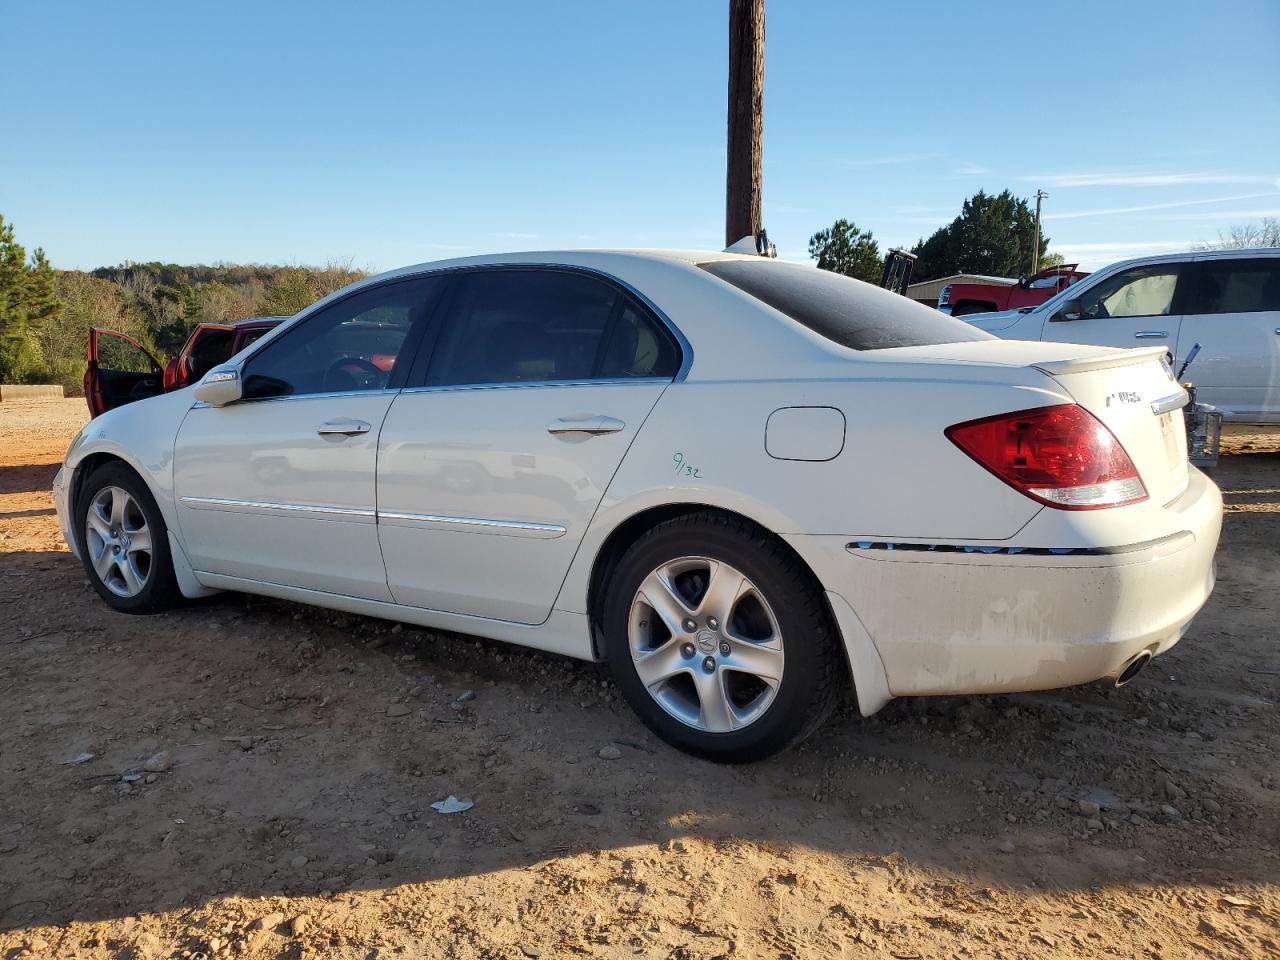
[{"left": 700, "top": 259, "right": 994, "bottom": 351}]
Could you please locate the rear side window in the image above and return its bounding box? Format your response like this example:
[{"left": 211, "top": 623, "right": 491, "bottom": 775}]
[
  {"left": 423, "top": 269, "right": 680, "bottom": 386},
  {"left": 1193, "top": 259, "right": 1280, "bottom": 314},
  {"left": 699, "top": 260, "right": 992, "bottom": 350}
]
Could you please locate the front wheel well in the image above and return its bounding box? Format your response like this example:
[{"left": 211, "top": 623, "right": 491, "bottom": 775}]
[
  {"left": 70, "top": 453, "right": 131, "bottom": 518},
  {"left": 585, "top": 503, "right": 836, "bottom": 660}
]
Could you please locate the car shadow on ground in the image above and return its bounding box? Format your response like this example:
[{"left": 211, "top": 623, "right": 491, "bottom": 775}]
[
  {"left": 2, "top": 467, "right": 1278, "bottom": 936},
  {"left": 0, "top": 462, "right": 62, "bottom": 498}
]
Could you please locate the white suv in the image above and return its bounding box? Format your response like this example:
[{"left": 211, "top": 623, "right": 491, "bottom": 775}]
[{"left": 966, "top": 248, "right": 1280, "bottom": 423}]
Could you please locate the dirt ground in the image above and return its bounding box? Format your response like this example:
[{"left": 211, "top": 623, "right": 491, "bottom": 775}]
[{"left": 1, "top": 398, "right": 1277, "bottom": 960}]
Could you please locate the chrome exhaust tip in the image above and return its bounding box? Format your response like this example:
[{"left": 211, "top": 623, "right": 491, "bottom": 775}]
[{"left": 1114, "top": 650, "right": 1153, "bottom": 688}]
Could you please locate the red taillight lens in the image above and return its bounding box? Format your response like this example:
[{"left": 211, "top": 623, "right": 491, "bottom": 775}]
[
  {"left": 938, "top": 285, "right": 952, "bottom": 305},
  {"left": 946, "top": 404, "right": 1147, "bottom": 510}
]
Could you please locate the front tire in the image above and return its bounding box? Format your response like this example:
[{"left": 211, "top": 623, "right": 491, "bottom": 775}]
[
  {"left": 604, "top": 512, "right": 841, "bottom": 762},
  {"left": 75, "top": 462, "right": 179, "bottom": 614}
]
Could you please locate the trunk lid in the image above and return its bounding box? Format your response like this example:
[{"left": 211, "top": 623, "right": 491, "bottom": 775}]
[
  {"left": 869, "top": 340, "right": 1191, "bottom": 507},
  {"left": 1032, "top": 346, "right": 1189, "bottom": 507}
]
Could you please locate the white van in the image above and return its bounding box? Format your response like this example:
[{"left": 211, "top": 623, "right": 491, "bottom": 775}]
[{"left": 966, "top": 249, "right": 1280, "bottom": 423}]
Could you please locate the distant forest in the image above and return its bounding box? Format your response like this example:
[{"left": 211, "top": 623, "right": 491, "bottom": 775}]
[{"left": 0, "top": 214, "right": 365, "bottom": 393}]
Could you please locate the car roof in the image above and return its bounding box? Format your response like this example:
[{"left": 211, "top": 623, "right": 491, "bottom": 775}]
[
  {"left": 231, "top": 315, "right": 288, "bottom": 328},
  {"left": 1101, "top": 246, "right": 1280, "bottom": 272},
  {"left": 362, "top": 248, "right": 759, "bottom": 285}
]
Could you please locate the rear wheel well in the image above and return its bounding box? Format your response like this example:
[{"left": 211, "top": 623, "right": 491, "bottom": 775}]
[{"left": 586, "top": 504, "right": 836, "bottom": 660}]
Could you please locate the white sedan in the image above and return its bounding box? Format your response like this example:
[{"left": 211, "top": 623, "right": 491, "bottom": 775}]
[{"left": 53, "top": 250, "right": 1223, "bottom": 761}]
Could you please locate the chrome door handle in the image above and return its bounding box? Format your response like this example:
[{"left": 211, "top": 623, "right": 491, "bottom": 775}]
[
  {"left": 317, "top": 419, "right": 371, "bottom": 436},
  {"left": 1134, "top": 331, "right": 1168, "bottom": 339},
  {"left": 547, "top": 415, "right": 625, "bottom": 436}
]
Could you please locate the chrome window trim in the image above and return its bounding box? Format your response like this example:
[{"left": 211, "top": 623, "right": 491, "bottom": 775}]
[
  {"left": 179, "top": 496, "right": 375, "bottom": 521},
  {"left": 193, "top": 387, "right": 401, "bottom": 409},
  {"left": 376, "top": 510, "right": 567, "bottom": 538},
  {"left": 399, "top": 377, "right": 670, "bottom": 396}
]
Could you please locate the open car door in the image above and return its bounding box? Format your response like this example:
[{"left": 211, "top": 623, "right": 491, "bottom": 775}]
[{"left": 84, "top": 328, "right": 165, "bottom": 418}]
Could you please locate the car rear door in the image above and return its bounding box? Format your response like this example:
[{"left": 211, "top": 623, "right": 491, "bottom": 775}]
[
  {"left": 1175, "top": 255, "right": 1280, "bottom": 422},
  {"left": 375, "top": 267, "right": 684, "bottom": 624},
  {"left": 172, "top": 276, "right": 444, "bottom": 599},
  {"left": 1040, "top": 261, "right": 1191, "bottom": 352},
  {"left": 84, "top": 328, "right": 164, "bottom": 417}
]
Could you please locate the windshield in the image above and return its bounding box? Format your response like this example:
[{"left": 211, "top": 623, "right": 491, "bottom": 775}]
[{"left": 700, "top": 259, "right": 993, "bottom": 350}]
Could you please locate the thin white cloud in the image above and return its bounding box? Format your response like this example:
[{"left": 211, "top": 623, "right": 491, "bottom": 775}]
[
  {"left": 955, "top": 163, "right": 990, "bottom": 176},
  {"left": 1050, "top": 240, "right": 1196, "bottom": 269},
  {"left": 1156, "top": 208, "right": 1280, "bottom": 221},
  {"left": 1023, "top": 172, "right": 1280, "bottom": 188},
  {"left": 1045, "top": 192, "right": 1280, "bottom": 220},
  {"left": 495, "top": 232, "right": 538, "bottom": 240}
]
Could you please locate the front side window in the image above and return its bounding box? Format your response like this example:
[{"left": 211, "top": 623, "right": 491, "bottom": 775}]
[
  {"left": 423, "top": 269, "right": 679, "bottom": 387},
  {"left": 1076, "top": 265, "right": 1180, "bottom": 320},
  {"left": 1193, "top": 259, "right": 1280, "bottom": 315},
  {"left": 242, "top": 278, "right": 441, "bottom": 399}
]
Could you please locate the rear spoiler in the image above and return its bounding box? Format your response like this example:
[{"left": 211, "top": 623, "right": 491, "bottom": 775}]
[{"left": 1032, "top": 345, "right": 1169, "bottom": 377}]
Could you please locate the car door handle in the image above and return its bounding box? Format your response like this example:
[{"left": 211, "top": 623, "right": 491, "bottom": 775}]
[
  {"left": 1134, "top": 331, "right": 1168, "bottom": 339},
  {"left": 546, "top": 415, "right": 626, "bottom": 436},
  {"left": 317, "top": 419, "right": 371, "bottom": 436}
]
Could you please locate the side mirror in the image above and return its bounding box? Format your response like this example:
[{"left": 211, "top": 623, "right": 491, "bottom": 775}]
[
  {"left": 1052, "top": 298, "right": 1084, "bottom": 322},
  {"left": 193, "top": 365, "right": 242, "bottom": 406}
]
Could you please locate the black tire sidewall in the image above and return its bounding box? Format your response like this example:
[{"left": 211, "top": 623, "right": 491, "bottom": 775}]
[
  {"left": 75, "top": 463, "right": 177, "bottom": 614},
  {"left": 604, "top": 518, "right": 833, "bottom": 762}
]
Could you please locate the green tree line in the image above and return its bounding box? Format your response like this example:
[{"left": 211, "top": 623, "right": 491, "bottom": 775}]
[
  {"left": 0, "top": 214, "right": 365, "bottom": 392},
  {"left": 808, "top": 189, "right": 1057, "bottom": 285}
]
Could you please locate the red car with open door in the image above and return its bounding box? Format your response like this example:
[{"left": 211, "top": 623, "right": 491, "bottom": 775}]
[
  {"left": 938, "top": 264, "right": 1090, "bottom": 317},
  {"left": 84, "top": 317, "right": 286, "bottom": 417}
]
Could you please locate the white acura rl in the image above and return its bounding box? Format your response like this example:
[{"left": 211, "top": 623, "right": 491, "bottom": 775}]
[{"left": 54, "top": 250, "right": 1223, "bottom": 761}]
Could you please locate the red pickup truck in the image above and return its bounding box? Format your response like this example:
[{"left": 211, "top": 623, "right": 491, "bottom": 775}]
[
  {"left": 938, "top": 264, "right": 1089, "bottom": 317},
  {"left": 84, "top": 316, "right": 285, "bottom": 417}
]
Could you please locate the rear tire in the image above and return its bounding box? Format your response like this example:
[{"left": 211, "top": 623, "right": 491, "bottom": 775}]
[
  {"left": 951, "top": 302, "right": 996, "bottom": 317},
  {"left": 603, "top": 511, "right": 841, "bottom": 762},
  {"left": 75, "top": 462, "right": 179, "bottom": 614}
]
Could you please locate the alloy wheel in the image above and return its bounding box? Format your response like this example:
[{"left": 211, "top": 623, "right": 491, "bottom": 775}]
[
  {"left": 84, "top": 485, "right": 153, "bottom": 598},
  {"left": 628, "top": 556, "right": 784, "bottom": 733}
]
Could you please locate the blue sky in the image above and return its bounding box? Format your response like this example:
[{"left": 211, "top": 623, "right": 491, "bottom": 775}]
[{"left": 2, "top": 0, "right": 1278, "bottom": 272}]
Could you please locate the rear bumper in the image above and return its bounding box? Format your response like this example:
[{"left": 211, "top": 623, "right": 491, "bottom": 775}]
[{"left": 788, "top": 468, "right": 1222, "bottom": 702}]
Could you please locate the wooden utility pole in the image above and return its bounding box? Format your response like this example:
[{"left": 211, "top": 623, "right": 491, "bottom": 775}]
[
  {"left": 1032, "top": 189, "right": 1048, "bottom": 274},
  {"left": 725, "top": 0, "right": 764, "bottom": 248}
]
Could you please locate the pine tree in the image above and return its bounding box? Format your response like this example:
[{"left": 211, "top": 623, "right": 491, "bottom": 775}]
[{"left": 0, "top": 215, "right": 63, "bottom": 382}]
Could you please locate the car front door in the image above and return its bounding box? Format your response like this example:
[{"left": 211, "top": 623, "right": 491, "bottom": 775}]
[
  {"left": 1040, "top": 261, "right": 1190, "bottom": 352},
  {"left": 84, "top": 328, "right": 164, "bottom": 417},
  {"left": 1175, "top": 256, "right": 1280, "bottom": 422},
  {"left": 376, "top": 267, "right": 684, "bottom": 624},
  {"left": 172, "top": 276, "right": 445, "bottom": 598}
]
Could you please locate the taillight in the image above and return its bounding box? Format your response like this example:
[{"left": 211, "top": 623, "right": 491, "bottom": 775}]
[
  {"left": 946, "top": 404, "right": 1147, "bottom": 510},
  {"left": 938, "top": 285, "right": 952, "bottom": 306}
]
